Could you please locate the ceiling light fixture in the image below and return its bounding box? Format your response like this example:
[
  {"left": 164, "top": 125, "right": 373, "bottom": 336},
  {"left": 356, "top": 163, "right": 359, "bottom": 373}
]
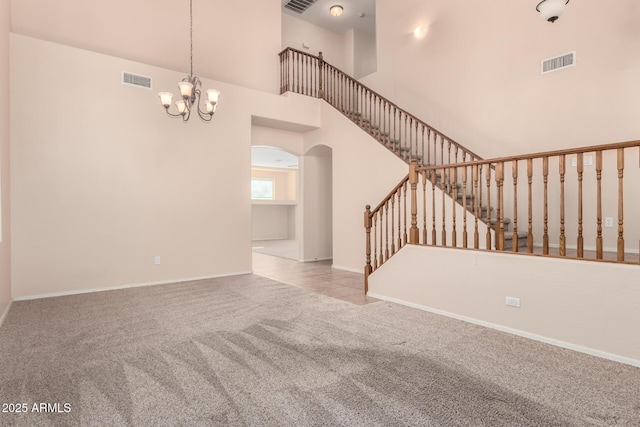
[
  {"left": 158, "top": 0, "right": 219, "bottom": 122},
  {"left": 330, "top": 5, "right": 343, "bottom": 17},
  {"left": 536, "top": 0, "right": 569, "bottom": 23},
  {"left": 413, "top": 25, "right": 428, "bottom": 39}
]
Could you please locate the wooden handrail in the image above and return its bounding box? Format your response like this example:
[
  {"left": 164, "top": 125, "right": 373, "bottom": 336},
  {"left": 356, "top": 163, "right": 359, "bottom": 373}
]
[
  {"left": 279, "top": 47, "right": 485, "bottom": 163},
  {"left": 371, "top": 174, "right": 409, "bottom": 213},
  {"left": 415, "top": 139, "right": 640, "bottom": 172}
]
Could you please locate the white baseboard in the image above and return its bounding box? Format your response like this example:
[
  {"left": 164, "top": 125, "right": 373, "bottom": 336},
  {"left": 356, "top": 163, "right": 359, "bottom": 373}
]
[
  {"left": 298, "top": 257, "right": 332, "bottom": 263},
  {"left": 0, "top": 300, "right": 12, "bottom": 328},
  {"left": 13, "top": 271, "right": 253, "bottom": 302},
  {"left": 332, "top": 265, "right": 363, "bottom": 274},
  {"left": 367, "top": 292, "right": 640, "bottom": 369}
]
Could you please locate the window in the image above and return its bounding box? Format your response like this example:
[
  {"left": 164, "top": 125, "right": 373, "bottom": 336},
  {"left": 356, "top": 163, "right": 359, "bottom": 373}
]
[{"left": 251, "top": 178, "right": 275, "bottom": 200}]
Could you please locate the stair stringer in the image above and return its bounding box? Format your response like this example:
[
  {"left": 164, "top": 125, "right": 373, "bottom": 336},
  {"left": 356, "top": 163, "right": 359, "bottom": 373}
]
[{"left": 367, "top": 244, "right": 640, "bottom": 368}]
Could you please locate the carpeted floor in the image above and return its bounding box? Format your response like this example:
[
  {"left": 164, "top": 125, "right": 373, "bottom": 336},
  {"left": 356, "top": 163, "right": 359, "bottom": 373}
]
[{"left": 0, "top": 274, "right": 639, "bottom": 426}]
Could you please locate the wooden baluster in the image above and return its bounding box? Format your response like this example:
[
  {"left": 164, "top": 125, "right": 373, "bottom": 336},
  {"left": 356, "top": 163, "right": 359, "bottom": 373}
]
[
  {"left": 364, "top": 205, "right": 372, "bottom": 293},
  {"left": 447, "top": 140, "right": 452, "bottom": 167},
  {"left": 485, "top": 165, "right": 492, "bottom": 250},
  {"left": 391, "top": 191, "right": 396, "bottom": 255},
  {"left": 422, "top": 171, "right": 428, "bottom": 244},
  {"left": 473, "top": 164, "right": 480, "bottom": 249},
  {"left": 386, "top": 102, "right": 391, "bottom": 147},
  {"left": 379, "top": 210, "right": 384, "bottom": 266},
  {"left": 318, "top": 52, "right": 324, "bottom": 99},
  {"left": 296, "top": 51, "right": 301, "bottom": 94},
  {"left": 431, "top": 169, "right": 437, "bottom": 245},
  {"left": 378, "top": 97, "right": 382, "bottom": 141},
  {"left": 512, "top": 160, "right": 518, "bottom": 253},
  {"left": 543, "top": 157, "right": 549, "bottom": 255},
  {"left": 385, "top": 201, "right": 390, "bottom": 261},
  {"left": 496, "top": 162, "right": 505, "bottom": 251},
  {"left": 397, "top": 190, "right": 402, "bottom": 250},
  {"left": 373, "top": 212, "right": 378, "bottom": 270},
  {"left": 441, "top": 166, "right": 447, "bottom": 246},
  {"left": 596, "top": 151, "right": 603, "bottom": 259},
  {"left": 409, "top": 117, "right": 414, "bottom": 161},
  {"left": 421, "top": 125, "right": 425, "bottom": 166},
  {"left": 559, "top": 155, "right": 566, "bottom": 256},
  {"left": 440, "top": 134, "right": 444, "bottom": 166},
  {"left": 451, "top": 166, "right": 458, "bottom": 247},
  {"left": 403, "top": 182, "right": 408, "bottom": 245},
  {"left": 462, "top": 164, "right": 468, "bottom": 249},
  {"left": 368, "top": 92, "right": 373, "bottom": 134},
  {"left": 409, "top": 160, "right": 419, "bottom": 244},
  {"left": 527, "top": 159, "right": 533, "bottom": 253},
  {"left": 617, "top": 148, "right": 625, "bottom": 261},
  {"left": 426, "top": 128, "right": 432, "bottom": 166},
  {"left": 305, "top": 54, "right": 309, "bottom": 96},
  {"left": 404, "top": 115, "right": 408, "bottom": 161},
  {"left": 577, "top": 153, "right": 584, "bottom": 258}
]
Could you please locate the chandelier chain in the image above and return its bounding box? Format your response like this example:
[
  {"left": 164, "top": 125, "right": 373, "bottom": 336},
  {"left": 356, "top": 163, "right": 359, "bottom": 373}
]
[{"left": 190, "top": 0, "right": 193, "bottom": 78}]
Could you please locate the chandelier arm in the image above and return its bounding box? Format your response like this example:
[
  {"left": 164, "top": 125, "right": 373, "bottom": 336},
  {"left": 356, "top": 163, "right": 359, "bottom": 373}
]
[{"left": 164, "top": 108, "right": 185, "bottom": 119}]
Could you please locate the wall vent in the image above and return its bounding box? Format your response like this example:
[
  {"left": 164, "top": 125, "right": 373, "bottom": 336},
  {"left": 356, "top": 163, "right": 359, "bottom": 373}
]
[
  {"left": 122, "top": 71, "right": 152, "bottom": 89},
  {"left": 541, "top": 51, "right": 576, "bottom": 75},
  {"left": 283, "top": 0, "right": 318, "bottom": 14}
]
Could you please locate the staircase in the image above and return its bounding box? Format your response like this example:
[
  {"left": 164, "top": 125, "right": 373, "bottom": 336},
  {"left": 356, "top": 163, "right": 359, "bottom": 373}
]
[
  {"left": 279, "top": 47, "right": 640, "bottom": 288},
  {"left": 279, "top": 47, "right": 526, "bottom": 250}
]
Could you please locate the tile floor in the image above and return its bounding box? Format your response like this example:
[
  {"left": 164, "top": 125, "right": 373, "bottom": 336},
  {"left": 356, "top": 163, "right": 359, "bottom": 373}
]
[{"left": 252, "top": 252, "right": 379, "bottom": 306}]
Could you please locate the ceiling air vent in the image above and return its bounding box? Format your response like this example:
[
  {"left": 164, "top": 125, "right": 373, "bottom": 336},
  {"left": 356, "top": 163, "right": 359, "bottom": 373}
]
[
  {"left": 122, "top": 71, "right": 152, "bottom": 89},
  {"left": 541, "top": 51, "right": 576, "bottom": 75},
  {"left": 283, "top": 0, "right": 318, "bottom": 14}
]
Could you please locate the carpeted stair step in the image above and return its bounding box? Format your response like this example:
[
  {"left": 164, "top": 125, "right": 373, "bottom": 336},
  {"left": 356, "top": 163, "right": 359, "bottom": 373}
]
[{"left": 502, "top": 231, "right": 528, "bottom": 250}]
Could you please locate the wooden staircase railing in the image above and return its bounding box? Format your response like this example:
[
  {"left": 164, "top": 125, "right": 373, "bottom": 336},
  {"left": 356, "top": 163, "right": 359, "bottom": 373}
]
[
  {"left": 364, "top": 140, "right": 640, "bottom": 290},
  {"left": 279, "top": 47, "right": 483, "bottom": 167}
]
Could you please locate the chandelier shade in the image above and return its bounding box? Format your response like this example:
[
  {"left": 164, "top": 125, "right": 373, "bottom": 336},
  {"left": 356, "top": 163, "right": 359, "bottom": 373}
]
[{"left": 158, "top": 0, "right": 219, "bottom": 122}]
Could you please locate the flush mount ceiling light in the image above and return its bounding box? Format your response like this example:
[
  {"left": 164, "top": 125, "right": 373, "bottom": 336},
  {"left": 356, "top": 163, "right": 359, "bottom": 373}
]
[
  {"left": 158, "top": 0, "right": 219, "bottom": 122},
  {"left": 536, "top": 0, "right": 569, "bottom": 23},
  {"left": 413, "top": 25, "right": 428, "bottom": 39},
  {"left": 330, "top": 5, "right": 343, "bottom": 17}
]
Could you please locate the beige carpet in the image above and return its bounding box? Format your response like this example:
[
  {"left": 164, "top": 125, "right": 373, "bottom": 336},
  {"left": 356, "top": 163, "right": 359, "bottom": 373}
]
[{"left": 0, "top": 274, "right": 638, "bottom": 426}]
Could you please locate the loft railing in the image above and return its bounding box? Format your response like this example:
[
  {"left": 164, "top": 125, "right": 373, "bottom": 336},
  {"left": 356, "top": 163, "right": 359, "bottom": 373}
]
[
  {"left": 279, "top": 47, "right": 483, "bottom": 167},
  {"left": 364, "top": 140, "right": 640, "bottom": 291}
]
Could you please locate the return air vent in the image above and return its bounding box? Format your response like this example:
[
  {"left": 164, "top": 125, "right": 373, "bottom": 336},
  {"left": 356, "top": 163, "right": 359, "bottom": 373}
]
[
  {"left": 284, "top": 0, "right": 318, "bottom": 14},
  {"left": 122, "top": 71, "right": 152, "bottom": 89},
  {"left": 541, "top": 51, "right": 576, "bottom": 75}
]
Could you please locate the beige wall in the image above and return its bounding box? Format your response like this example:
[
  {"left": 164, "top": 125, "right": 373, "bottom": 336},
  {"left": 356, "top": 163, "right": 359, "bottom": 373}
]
[
  {"left": 282, "top": 13, "right": 353, "bottom": 75},
  {"left": 11, "top": 0, "right": 281, "bottom": 94},
  {"left": 305, "top": 103, "right": 408, "bottom": 272},
  {"left": 251, "top": 204, "right": 295, "bottom": 241},
  {"left": 362, "top": 0, "right": 640, "bottom": 158},
  {"left": 369, "top": 245, "right": 640, "bottom": 366},
  {"left": 10, "top": 34, "right": 320, "bottom": 299},
  {"left": 0, "top": 0, "right": 11, "bottom": 321},
  {"left": 301, "top": 145, "right": 332, "bottom": 261}
]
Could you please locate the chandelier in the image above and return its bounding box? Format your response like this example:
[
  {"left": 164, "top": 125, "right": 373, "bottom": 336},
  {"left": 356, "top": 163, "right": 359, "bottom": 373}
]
[{"left": 158, "top": 0, "right": 219, "bottom": 122}]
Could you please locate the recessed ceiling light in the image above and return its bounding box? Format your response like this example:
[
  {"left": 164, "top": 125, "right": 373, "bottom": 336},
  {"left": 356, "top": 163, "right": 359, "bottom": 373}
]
[
  {"left": 330, "top": 5, "right": 343, "bottom": 17},
  {"left": 413, "top": 25, "right": 428, "bottom": 39}
]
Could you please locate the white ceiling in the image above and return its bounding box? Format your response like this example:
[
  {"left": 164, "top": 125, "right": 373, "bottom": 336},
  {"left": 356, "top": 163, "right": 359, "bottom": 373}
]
[
  {"left": 282, "top": 0, "right": 376, "bottom": 36},
  {"left": 252, "top": 146, "right": 299, "bottom": 169}
]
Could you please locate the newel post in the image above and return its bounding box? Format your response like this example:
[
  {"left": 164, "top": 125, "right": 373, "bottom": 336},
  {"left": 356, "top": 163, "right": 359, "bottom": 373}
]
[
  {"left": 409, "top": 159, "right": 420, "bottom": 244},
  {"left": 364, "top": 205, "right": 372, "bottom": 293},
  {"left": 318, "top": 51, "right": 325, "bottom": 100}
]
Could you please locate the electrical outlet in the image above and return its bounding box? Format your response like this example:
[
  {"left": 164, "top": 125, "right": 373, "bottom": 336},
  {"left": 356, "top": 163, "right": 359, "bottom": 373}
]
[
  {"left": 506, "top": 297, "right": 521, "bottom": 308},
  {"left": 154, "top": 256, "right": 161, "bottom": 265},
  {"left": 605, "top": 217, "right": 614, "bottom": 228}
]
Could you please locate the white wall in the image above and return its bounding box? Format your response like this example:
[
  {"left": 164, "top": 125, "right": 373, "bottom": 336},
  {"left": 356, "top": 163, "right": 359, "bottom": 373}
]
[
  {"left": 10, "top": 34, "right": 320, "bottom": 299},
  {"left": 282, "top": 13, "right": 353, "bottom": 75},
  {"left": 362, "top": 0, "right": 640, "bottom": 159},
  {"left": 368, "top": 245, "right": 640, "bottom": 366},
  {"left": 0, "top": 0, "right": 11, "bottom": 322},
  {"left": 11, "top": 0, "right": 282, "bottom": 94}
]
